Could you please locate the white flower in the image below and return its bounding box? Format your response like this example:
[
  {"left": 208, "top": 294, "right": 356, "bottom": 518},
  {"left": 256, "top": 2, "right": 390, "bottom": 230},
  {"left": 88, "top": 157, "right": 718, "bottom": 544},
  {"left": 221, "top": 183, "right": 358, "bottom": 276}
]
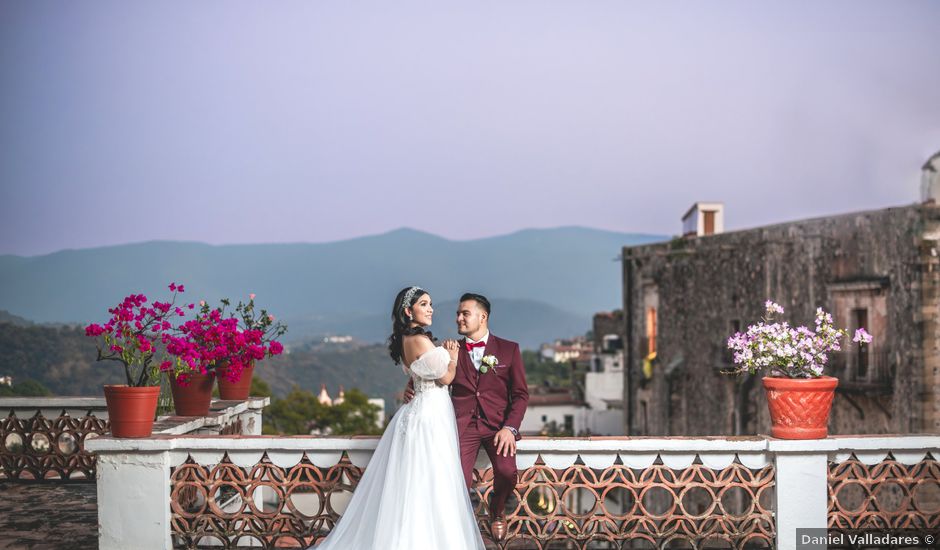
[
  {"left": 481, "top": 355, "right": 497, "bottom": 367},
  {"left": 727, "top": 302, "right": 871, "bottom": 379},
  {"left": 853, "top": 328, "right": 873, "bottom": 344}
]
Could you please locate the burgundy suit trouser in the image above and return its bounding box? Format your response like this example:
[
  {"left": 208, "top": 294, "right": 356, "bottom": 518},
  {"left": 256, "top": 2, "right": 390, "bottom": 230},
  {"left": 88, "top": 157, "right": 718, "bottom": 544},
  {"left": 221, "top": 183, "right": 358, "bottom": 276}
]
[{"left": 458, "top": 418, "right": 518, "bottom": 519}]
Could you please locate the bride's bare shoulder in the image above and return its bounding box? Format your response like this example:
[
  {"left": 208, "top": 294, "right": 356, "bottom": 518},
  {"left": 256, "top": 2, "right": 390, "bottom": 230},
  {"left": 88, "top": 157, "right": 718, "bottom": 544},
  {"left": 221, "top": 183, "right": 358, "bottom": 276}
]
[
  {"left": 403, "top": 334, "right": 435, "bottom": 362},
  {"left": 403, "top": 333, "right": 433, "bottom": 344}
]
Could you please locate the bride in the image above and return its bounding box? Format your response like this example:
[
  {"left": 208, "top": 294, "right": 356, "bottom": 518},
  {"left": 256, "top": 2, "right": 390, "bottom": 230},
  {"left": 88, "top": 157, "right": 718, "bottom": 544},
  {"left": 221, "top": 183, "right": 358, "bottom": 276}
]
[{"left": 311, "top": 286, "right": 486, "bottom": 550}]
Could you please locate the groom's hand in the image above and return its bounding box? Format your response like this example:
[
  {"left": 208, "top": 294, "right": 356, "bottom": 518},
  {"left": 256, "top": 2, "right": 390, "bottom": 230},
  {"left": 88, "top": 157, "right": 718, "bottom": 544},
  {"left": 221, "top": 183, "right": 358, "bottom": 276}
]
[
  {"left": 403, "top": 386, "right": 415, "bottom": 403},
  {"left": 494, "top": 428, "right": 516, "bottom": 457}
]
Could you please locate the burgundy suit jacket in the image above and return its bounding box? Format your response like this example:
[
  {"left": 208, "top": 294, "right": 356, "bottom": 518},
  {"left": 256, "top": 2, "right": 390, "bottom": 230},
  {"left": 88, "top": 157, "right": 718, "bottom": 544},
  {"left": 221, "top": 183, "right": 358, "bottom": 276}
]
[{"left": 451, "top": 334, "right": 529, "bottom": 440}]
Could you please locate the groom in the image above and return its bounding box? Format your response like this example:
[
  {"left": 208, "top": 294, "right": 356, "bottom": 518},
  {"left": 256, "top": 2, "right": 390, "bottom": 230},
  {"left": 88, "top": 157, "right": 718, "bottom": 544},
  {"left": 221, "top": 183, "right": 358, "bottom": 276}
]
[{"left": 405, "top": 293, "right": 529, "bottom": 541}]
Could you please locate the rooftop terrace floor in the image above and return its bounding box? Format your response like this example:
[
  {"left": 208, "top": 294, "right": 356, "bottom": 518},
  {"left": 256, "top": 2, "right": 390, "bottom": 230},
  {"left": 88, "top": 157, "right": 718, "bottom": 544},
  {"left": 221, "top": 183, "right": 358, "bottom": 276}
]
[{"left": 0, "top": 482, "right": 97, "bottom": 550}]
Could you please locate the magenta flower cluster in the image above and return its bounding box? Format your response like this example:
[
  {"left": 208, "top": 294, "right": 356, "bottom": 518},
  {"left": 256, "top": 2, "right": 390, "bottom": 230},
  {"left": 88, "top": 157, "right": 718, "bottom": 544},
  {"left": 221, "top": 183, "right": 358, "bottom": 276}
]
[
  {"left": 162, "top": 305, "right": 285, "bottom": 385},
  {"left": 85, "top": 283, "right": 286, "bottom": 387},
  {"left": 84, "top": 284, "right": 193, "bottom": 387},
  {"left": 726, "top": 301, "right": 873, "bottom": 379}
]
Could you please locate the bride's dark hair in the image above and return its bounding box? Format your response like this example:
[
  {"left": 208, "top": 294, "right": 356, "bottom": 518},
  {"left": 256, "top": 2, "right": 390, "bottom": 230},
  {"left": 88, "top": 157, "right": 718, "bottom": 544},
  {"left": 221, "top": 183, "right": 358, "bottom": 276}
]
[{"left": 388, "top": 286, "right": 435, "bottom": 365}]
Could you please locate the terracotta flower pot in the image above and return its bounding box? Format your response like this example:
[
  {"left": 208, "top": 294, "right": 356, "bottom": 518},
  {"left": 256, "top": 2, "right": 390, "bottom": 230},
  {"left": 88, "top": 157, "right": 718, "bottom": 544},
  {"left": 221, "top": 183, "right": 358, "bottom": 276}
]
[
  {"left": 763, "top": 376, "right": 838, "bottom": 439},
  {"left": 170, "top": 370, "right": 215, "bottom": 416},
  {"left": 217, "top": 363, "right": 254, "bottom": 401},
  {"left": 103, "top": 385, "right": 160, "bottom": 438}
]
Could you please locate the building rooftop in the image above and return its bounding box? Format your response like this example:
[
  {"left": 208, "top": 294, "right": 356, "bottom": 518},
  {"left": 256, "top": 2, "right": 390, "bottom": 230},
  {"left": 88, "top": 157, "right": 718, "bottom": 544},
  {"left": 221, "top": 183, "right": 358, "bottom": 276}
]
[{"left": 0, "top": 482, "right": 97, "bottom": 550}]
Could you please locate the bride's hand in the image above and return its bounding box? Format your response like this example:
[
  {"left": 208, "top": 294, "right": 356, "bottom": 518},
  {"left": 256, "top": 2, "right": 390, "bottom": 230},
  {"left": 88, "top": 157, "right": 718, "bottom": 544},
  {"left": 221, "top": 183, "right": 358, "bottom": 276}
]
[{"left": 444, "top": 339, "right": 459, "bottom": 362}]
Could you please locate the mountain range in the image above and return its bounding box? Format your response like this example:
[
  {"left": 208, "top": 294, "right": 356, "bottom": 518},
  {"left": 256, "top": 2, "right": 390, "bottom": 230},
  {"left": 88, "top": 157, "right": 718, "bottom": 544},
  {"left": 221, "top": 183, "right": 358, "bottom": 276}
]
[{"left": 0, "top": 227, "right": 666, "bottom": 348}]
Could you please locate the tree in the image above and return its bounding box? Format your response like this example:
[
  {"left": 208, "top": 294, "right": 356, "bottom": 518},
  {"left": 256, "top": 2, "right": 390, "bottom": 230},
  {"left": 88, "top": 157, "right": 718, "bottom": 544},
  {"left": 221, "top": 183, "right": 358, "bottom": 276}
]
[
  {"left": 315, "top": 388, "right": 382, "bottom": 435},
  {"left": 522, "top": 349, "right": 571, "bottom": 387},
  {"left": 262, "top": 386, "right": 382, "bottom": 436},
  {"left": 250, "top": 375, "right": 272, "bottom": 398},
  {"left": 0, "top": 379, "right": 53, "bottom": 397},
  {"left": 263, "top": 386, "right": 323, "bottom": 434}
]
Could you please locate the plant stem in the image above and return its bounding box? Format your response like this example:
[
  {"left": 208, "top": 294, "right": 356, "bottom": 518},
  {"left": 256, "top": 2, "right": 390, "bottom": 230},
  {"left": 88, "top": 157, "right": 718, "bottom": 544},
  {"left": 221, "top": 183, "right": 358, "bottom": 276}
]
[
  {"left": 135, "top": 356, "right": 152, "bottom": 387},
  {"left": 98, "top": 347, "right": 134, "bottom": 386}
]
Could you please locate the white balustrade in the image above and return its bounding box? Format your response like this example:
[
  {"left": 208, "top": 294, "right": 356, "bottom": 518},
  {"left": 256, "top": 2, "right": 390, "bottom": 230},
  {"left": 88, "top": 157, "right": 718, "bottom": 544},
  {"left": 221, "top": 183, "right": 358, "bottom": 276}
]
[
  {"left": 85, "top": 432, "right": 939, "bottom": 550},
  {"left": 84, "top": 398, "right": 269, "bottom": 550}
]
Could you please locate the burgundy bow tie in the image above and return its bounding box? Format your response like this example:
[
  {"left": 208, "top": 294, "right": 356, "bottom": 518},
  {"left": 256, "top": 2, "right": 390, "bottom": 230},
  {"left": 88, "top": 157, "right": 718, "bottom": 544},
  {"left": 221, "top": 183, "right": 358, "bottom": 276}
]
[{"left": 465, "top": 341, "right": 486, "bottom": 351}]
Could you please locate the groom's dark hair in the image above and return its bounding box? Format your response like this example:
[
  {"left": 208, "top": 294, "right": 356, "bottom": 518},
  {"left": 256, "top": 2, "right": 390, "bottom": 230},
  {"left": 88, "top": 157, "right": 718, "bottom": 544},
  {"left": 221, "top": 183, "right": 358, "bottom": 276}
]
[{"left": 459, "top": 293, "right": 491, "bottom": 315}]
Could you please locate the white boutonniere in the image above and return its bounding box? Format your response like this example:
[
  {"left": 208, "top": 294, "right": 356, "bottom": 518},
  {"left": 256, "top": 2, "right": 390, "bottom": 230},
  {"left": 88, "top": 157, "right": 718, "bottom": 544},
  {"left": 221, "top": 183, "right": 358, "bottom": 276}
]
[{"left": 480, "top": 355, "right": 498, "bottom": 373}]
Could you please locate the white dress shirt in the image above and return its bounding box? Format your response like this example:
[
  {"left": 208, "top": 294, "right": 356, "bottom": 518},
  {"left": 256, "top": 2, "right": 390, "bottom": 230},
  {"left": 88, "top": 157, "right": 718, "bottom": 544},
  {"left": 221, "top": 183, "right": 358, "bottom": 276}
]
[{"left": 466, "top": 331, "right": 490, "bottom": 371}]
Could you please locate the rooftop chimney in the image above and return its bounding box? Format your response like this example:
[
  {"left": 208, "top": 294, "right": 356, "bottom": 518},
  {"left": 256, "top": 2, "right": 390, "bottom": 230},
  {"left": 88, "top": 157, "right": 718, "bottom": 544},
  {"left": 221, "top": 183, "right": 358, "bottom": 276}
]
[
  {"left": 682, "top": 202, "right": 724, "bottom": 237},
  {"left": 921, "top": 151, "right": 940, "bottom": 204}
]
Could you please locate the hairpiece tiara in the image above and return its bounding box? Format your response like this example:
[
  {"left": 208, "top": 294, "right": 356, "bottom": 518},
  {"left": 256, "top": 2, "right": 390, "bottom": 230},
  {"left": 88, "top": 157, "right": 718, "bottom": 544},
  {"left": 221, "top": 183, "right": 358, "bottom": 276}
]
[{"left": 401, "top": 286, "right": 423, "bottom": 311}]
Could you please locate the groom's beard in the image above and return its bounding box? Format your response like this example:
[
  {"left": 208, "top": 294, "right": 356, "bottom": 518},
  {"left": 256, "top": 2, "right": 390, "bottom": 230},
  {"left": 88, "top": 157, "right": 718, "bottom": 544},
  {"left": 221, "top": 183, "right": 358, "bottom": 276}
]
[{"left": 457, "top": 325, "right": 485, "bottom": 338}]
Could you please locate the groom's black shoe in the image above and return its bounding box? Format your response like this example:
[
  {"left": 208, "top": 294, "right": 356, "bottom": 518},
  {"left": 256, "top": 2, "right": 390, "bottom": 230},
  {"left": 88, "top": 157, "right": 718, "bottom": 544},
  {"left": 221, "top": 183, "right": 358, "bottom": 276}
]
[{"left": 491, "top": 517, "right": 507, "bottom": 541}]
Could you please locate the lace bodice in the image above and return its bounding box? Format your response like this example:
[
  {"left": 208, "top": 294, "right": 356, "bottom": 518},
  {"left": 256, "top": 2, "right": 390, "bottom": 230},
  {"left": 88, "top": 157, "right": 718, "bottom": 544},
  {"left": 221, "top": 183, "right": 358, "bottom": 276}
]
[{"left": 406, "top": 346, "right": 451, "bottom": 394}]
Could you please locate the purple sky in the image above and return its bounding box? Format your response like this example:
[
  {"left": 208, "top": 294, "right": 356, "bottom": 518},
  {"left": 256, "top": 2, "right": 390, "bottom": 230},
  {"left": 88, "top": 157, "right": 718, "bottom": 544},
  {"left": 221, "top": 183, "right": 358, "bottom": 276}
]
[{"left": 1, "top": 1, "right": 939, "bottom": 256}]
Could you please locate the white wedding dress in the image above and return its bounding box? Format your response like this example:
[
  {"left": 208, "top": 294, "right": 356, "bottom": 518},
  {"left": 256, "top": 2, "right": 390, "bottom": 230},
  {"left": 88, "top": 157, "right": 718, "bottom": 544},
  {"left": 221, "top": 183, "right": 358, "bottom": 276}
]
[{"left": 311, "top": 346, "right": 486, "bottom": 550}]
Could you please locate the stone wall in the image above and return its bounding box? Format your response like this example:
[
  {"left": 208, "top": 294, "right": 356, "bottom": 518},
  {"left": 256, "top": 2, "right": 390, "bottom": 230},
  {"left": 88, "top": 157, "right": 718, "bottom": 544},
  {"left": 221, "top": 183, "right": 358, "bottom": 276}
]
[
  {"left": 621, "top": 203, "right": 940, "bottom": 436},
  {"left": 592, "top": 310, "right": 624, "bottom": 349}
]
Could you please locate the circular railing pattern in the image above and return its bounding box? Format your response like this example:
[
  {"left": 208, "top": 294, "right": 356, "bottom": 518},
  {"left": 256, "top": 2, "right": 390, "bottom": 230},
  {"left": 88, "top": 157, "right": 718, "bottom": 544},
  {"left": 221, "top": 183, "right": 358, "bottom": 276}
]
[
  {"left": 0, "top": 410, "right": 107, "bottom": 480},
  {"left": 170, "top": 452, "right": 775, "bottom": 549},
  {"left": 828, "top": 452, "right": 939, "bottom": 530},
  {"left": 472, "top": 457, "right": 775, "bottom": 549}
]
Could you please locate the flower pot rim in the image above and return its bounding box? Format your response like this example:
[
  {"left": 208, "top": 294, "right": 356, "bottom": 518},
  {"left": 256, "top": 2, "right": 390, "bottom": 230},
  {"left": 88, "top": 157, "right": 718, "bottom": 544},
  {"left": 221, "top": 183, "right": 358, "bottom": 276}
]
[
  {"left": 215, "top": 361, "right": 258, "bottom": 371},
  {"left": 103, "top": 384, "right": 161, "bottom": 391},
  {"left": 171, "top": 369, "right": 216, "bottom": 380},
  {"left": 762, "top": 375, "right": 839, "bottom": 390},
  {"left": 761, "top": 375, "right": 838, "bottom": 380}
]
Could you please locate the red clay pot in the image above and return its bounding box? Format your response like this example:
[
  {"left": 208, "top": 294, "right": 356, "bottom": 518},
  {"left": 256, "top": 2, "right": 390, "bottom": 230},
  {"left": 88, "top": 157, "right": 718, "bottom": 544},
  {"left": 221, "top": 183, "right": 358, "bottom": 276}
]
[
  {"left": 217, "top": 363, "right": 254, "bottom": 401},
  {"left": 170, "top": 370, "right": 215, "bottom": 416},
  {"left": 103, "top": 385, "right": 160, "bottom": 438},
  {"left": 763, "top": 376, "right": 838, "bottom": 439}
]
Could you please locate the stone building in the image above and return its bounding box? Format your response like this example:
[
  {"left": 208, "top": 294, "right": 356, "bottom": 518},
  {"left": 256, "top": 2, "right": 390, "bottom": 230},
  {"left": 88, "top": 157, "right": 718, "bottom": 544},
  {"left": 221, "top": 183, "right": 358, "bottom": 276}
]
[
  {"left": 582, "top": 311, "right": 626, "bottom": 435},
  {"left": 621, "top": 160, "right": 940, "bottom": 437},
  {"left": 591, "top": 310, "right": 624, "bottom": 360}
]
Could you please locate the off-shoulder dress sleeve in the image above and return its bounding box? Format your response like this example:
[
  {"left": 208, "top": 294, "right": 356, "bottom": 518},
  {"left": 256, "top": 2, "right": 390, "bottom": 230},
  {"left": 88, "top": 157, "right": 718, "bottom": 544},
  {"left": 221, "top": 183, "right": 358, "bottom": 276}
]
[{"left": 408, "top": 346, "right": 450, "bottom": 380}]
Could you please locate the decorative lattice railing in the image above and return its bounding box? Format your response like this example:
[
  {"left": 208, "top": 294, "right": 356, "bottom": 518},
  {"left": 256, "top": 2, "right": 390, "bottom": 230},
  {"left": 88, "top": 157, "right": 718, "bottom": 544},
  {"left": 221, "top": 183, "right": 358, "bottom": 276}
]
[
  {"left": 85, "top": 434, "right": 940, "bottom": 550},
  {"left": 0, "top": 397, "right": 267, "bottom": 480},
  {"left": 828, "top": 449, "right": 938, "bottom": 532},
  {"left": 0, "top": 398, "right": 108, "bottom": 480}
]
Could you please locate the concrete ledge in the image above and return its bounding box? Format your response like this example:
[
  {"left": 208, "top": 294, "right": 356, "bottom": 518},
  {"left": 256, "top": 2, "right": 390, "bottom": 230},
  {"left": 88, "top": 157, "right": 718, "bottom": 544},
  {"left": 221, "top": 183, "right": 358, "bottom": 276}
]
[
  {"left": 766, "top": 434, "right": 940, "bottom": 452},
  {"left": 0, "top": 396, "right": 267, "bottom": 410},
  {"left": 0, "top": 397, "right": 108, "bottom": 409},
  {"left": 86, "top": 432, "right": 938, "bottom": 454},
  {"left": 87, "top": 434, "right": 381, "bottom": 453}
]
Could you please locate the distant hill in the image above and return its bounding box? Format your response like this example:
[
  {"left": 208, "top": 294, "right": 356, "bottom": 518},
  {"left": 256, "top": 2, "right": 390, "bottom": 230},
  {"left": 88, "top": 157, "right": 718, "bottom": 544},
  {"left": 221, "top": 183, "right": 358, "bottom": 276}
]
[
  {"left": 289, "top": 297, "right": 590, "bottom": 349},
  {"left": 0, "top": 321, "right": 590, "bottom": 412},
  {"left": 0, "top": 322, "right": 429, "bottom": 411},
  {"left": 0, "top": 227, "right": 666, "bottom": 347},
  {"left": 0, "top": 323, "right": 110, "bottom": 394},
  {"left": 0, "top": 309, "right": 33, "bottom": 327}
]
